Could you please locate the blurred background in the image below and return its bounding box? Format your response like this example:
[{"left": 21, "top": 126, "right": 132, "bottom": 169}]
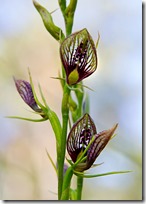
[{"left": 0, "top": 0, "right": 142, "bottom": 200}]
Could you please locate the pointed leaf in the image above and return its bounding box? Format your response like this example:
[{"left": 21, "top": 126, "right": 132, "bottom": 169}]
[
  {"left": 74, "top": 170, "right": 132, "bottom": 178},
  {"left": 46, "top": 149, "right": 57, "bottom": 174},
  {"left": 7, "top": 116, "right": 47, "bottom": 122}
]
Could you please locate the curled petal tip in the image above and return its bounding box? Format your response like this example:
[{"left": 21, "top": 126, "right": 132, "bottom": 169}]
[{"left": 110, "top": 123, "right": 118, "bottom": 135}]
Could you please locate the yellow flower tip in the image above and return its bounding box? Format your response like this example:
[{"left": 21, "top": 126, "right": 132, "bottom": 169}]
[{"left": 68, "top": 69, "right": 79, "bottom": 85}]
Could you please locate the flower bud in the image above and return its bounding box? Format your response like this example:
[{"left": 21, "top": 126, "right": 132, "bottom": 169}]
[
  {"left": 14, "top": 78, "right": 42, "bottom": 113},
  {"left": 60, "top": 28, "right": 97, "bottom": 85}
]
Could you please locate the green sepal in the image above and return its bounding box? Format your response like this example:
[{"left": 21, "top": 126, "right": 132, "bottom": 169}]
[
  {"left": 29, "top": 69, "right": 62, "bottom": 145},
  {"left": 28, "top": 68, "right": 46, "bottom": 111},
  {"left": 50, "top": 76, "right": 65, "bottom": 83},
  {"left": 33, "top": 0, "right": 65, "bottom": 41},
  {"left": 66, "top": 158, "right": 73, "bottom": 166},
  {"left": 96, "top": 32, "right": 100, "bottom": 49},
  {"left": 46, "top": 149, "right": 57, "bottom": 174},
  {"left": 90, "top": 162, "right": 104, "bottom": 168},
  {"left": 78, "top": 84, "right": 94, "bottom": 92},
  {"left": 73, "top": 170, "right": 132, "bottom": 178},
  {"left": 6, "top": 116, "right": 47, "bottom": 122}
]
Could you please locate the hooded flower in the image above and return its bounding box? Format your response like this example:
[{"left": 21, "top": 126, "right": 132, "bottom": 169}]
[
  {"left": 14, "top": 78, "right": 42, "bottom": 113},
  {"left": 67, "top": 113, "right": 118, "bottom": 172},
  {"left": 60, "top": 28, "right": 97, "bottom": 85}
]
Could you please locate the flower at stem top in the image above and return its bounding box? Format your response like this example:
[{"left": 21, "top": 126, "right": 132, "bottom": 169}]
[
  {"left": 14, "top": 78, "right": 42, "bottom": 113},
  {"left": 60, "top": 28, "right": 97, "bottom": 85},
  {"left": 67, "top": 113, "right": 118, "bottom": 172}
]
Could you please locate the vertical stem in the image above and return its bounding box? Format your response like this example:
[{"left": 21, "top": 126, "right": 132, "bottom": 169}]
[
  {"left": 65, "top": 0, "right": 78, "bottom": 36},
  {"left": 61, "top": 166, "right": 74, "bottom": 200},
  {"left": 58, "top": 0, "right": 78, "bottom": 200},
  {"left": 77, "top": 176, "right": 83, "bottom": 200},
  {"left": 58, "top": 84, "right": 71, "bottom": 199}
]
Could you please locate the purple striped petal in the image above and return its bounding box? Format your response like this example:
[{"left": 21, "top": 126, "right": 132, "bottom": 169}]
[{"left": 14, "top": 78, "right": 41, "bottom": 112}]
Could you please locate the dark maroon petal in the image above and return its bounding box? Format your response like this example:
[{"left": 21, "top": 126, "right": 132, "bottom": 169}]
[
  {"left": 67, "top": 113, "right": 97, "bottom": 163},
  {"left": 86, "top": 124, "right": 118, "bottom": 170},
  {"left": 14, "top": 78, "right": 41, "bottom": 112},
  {"left": 60, "top": 28, "right": 97, "bottom": 85}
]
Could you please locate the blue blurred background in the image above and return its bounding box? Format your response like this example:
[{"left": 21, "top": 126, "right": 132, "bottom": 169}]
[{"left": 0, "top": 0, "right": 142, "bottom": 200}]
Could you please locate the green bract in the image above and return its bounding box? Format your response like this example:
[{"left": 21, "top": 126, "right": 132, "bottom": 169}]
[{"left": 33, "top": 0, "right": 65, "bottom": 41}]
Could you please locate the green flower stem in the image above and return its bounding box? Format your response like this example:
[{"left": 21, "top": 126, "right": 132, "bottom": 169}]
[
  {"left": 70, "top": 189, "right": 77, "bottom": 200},
  {"left": 61, "top": 166, "right": 74, "bottom": 200},
  {"left": 47, "top": 110, "right": 62, "bottom": 177},
  {"left": 65, "top": 0, "right": 78, "bottom": 36},
  {"left": 58, "top": 0, "right": 66, "bottom": 13},
  {"left": 76, "top": 176, "right": 83, "bottom": 200},
  {"left": 74, "top": 86, "right": 84, "bottom": 199},
  {"left": 58, "top": 83, "right": 71, "bottom": 200},
  {"left": 47, "top": 110, "right": 62, "bottom": 146},
  {"left": 58, "top": 0, "right": 78, "bottom": 200},
  {"left": 75, "top": 87, "right": 84, "bottom": 120},
  {"left": 59, "top": 0, "right": 78, "bottom": 36}
]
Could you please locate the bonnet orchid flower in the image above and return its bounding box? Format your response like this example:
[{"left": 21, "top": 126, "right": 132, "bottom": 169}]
[
  {"left": 67, "top": 113, "right": 118, "bottom": 172},
  {"left": 60, "top": 28, "right": 97, "bottom": 85}
]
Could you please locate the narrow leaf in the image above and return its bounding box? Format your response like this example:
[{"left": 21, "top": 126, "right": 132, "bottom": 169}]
[
  {"left": 38, "top": 83, "right": 49, "bottom": 108},
  {"left": 74, "top": 170, "right": 132, "bottom": 178},
  {"left": 28, "top": 68, "right": 45, "bottom": 110},
  {"left": 46, "top": 149, "right": 57, "bottom": 174},
  {"left": 6, "top": 116, "right": 47, "bottom": 122}
]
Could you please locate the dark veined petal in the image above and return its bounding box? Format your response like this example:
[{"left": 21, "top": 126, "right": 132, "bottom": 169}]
[
  {"left": 86, "top": 123, "right": 118, "bottom": 170},
  {"left": 67, "top": 113, "right": 97, "bottom": 163},
  {"left": 14, "top": 78, "right": 41, "bottom": 112},
  {"left": 60, "top": 28, "right": 97, "bottom": 85}
]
